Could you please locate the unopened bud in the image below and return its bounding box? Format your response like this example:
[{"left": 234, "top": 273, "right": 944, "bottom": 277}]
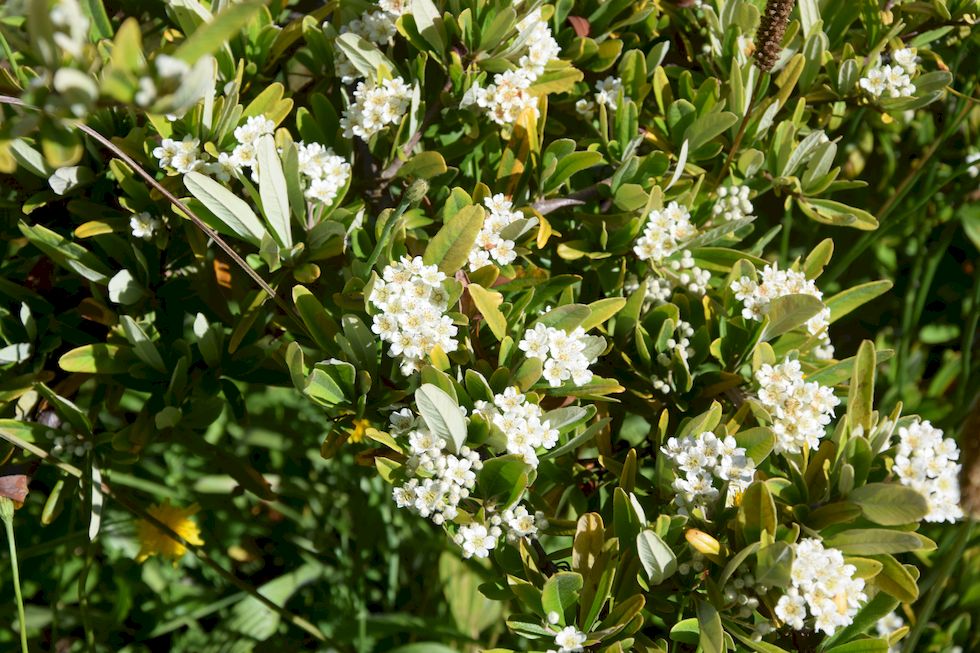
[{"left": 405, "top": 179, "right": 429, "bottom": 204}]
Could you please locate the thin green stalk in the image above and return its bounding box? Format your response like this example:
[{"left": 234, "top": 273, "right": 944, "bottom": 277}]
[
  {"left": 1, "top": 498, "right": 29, "bottom": 653},
  {"left": 955, "top": 272, "right": 980, "bottom": 410}
]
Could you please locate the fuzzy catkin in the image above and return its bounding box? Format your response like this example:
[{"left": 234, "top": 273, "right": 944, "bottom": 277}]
[{"left": 754, "top": 0, "right": 795, "bottom": 71}]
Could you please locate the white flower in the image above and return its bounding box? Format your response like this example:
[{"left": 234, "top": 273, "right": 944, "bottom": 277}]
[
  {"left": 754, "top": 358, "right": 840, "bottom": 454},
  {"left": 370, "top": 257, "right": 457, "bottom": 373},
  {"left": 458, "top": 523, "right": 498, "bottom": 559},
  {"left": 50, "top": 0, "right": 89, "bottom": 58},
  {"left": 778, "top": 538, "right": 867, "bottom": 636},
  {"left": 467, "top": 194, "right": 524, "bottom": 270},
  {"left": 234, "top": 115, "right": 275, "bottom": 146},
  {"left": 154, "top": 135, "right": 204, "bottom": 174},
  {"left": 155, "top": 54, "right": 191, "bottom": 80},
  {"left": 594, "top": 76, "right": 625, "bottom": 110},
  {"left": 860, "top": 52, "right": 917, "bottom": 100},
  {"left": 471, "top": 69, "right": 539, "bottom": 127},
  {"left": 575, "top": 98, "right": 596, "bottom": 119},
  {"left": 713, "top": 185, "right": 754, "bottom": 222},
  {"left": 876, "top": 612, "right": 904, "bottom": 653},
  {"left": 892, "top": 420, "right": 962, "bottom": 523},
  {"left": 731, "top": 263, "right": 834, "bottom": 358},
  {"left": 634, "top": 202, "right": 697, "bottom": 263},
  {"left": 518, "top": 325, "right": 598, "bottom": 388},
  {"left": 130, "top": 212, "right": 160, "bottom": 240},
  {"left": 553, "top": 626, "right": 587, "bottom": 653},
  {"left": 661, "top": 431, "right": 755, "bottom": 515},
  {"left": 967, "top": 152, "right": 980, "bottom": 178},
  {"left": 296, "top": 142, "right": 351, "bottom": 204},
  {"left": 516, "top": 9, "right": 561, "bottom": 76},
  {"left": 341, "top": 77, "right": 413, "bottom": 140}
]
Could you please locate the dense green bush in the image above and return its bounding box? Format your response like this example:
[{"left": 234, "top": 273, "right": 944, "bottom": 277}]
[{"left": 0, "top": 0, "right": 978, "bottom": 651}]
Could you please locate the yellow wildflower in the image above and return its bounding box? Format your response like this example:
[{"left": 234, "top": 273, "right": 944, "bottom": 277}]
[
  {"left": 136, "top": 499, "right": 204, "bottom": 565},
  {"left": 348, "top": 418, "right": 370, "bottom": 444}
]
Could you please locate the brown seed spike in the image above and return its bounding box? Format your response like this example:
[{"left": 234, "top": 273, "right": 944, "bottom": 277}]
[{"left": 754, "top": 0, "right": 796, "bottom": 72}]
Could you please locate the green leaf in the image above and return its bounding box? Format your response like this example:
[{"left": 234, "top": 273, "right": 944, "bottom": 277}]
[
  {"left": 580, "top": 297, "right": 627, "bottom": 332},
  {"left": 423, "top": 205, "right": 485, "bottom": 274},
  {"left": 543, "top": 151, "right": 604, "bottom": 194},
  {"left": 108, "top": 269, "right": 144, "bottom": 305},
  {"left": 755, "top": 541, "right": 794, "bottom": 588},
  {"left": 59, "top": 344, "right": 133, "bottom": 374},
  {"left": 696, "top": 600, "right": 724, "bottom": 653},
  {"left": 536, "top": 304, "right": 591, "bottom": 332},
  {"left": 847, "top": 483, "right": 928, "bottom": 526},
  {"left": 410, "top": 0, "right": 447, "bottom": 52},
  {"left": 637, "top": 530, "right": 678, "bottom": 584},
  {"left": 871, "top": 554, "right": 919, "bottom": 602},
  {"left": 184, "top": 171, "right": 267, "bottom": 245},
  {"left": 415, "top": 383, "right": 468, "bottom": 453},
  {"left": 847, "top": 340, "right": 875, "bottom": 434},
  {"left": 173, "top": 1, "right": 264, "bottom": 63},
  {"left": 738, "top": 481, "right": 777, "bottom": 543},
  {"left": 825, "top": 281, "right": 892, "bottom": 324},
  {"left": 336, "top": 32, "right": 397, "bottom": 79},
  {"left": 684, "top": 111, "right": 739, "bottom": 152},
  {"left": 823, "top": 529, "right": 928, "bottom": 555},
  {"left": 798, "top": 197, "right": 879, "bottom": 230},
  {"left": 17, "top": 221, "right": 111, "bottom": 284},
  {"left": 541, "top": 572, "right": 583, "bottom": 623},
  {"left": 762, "top": 293, "right": 825, "bottom": 340},
  {"left": 256, "top": 134, "right": 292, "bottom": 248},
  {"left": 119, "top": 316, "right": 166, "bottom": 373},
  {"left": 397, "top": 151, "right": 449, "bottom": 178},
  {"left": 733, "top": 427, "right": 775, "bottom": 465},
  {"left": 477, "top": 455, "right": 531, "bottom": 508},
  {"left": 468, "top": 284, "right": 507, "bottom": 340},
  {"left": 292, "top": 285, "right": 340, "bottom": 350}
]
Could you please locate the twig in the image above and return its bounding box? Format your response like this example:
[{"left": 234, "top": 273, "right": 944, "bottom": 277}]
[{"left": 379, "top": 79, "right": 452, "bottom": 180}]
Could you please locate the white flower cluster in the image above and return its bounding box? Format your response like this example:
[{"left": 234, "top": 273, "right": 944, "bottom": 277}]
[
  {"left": 661, "top": 431, "right": 756, "bottom": 516},
  {"left": 723, "top": 568, "right": 762, "bottom": 619},
  {"left": 576, "top": 76, "right": 627, "bottom": 118},
  {"left": 755, "top": 358, "right": 840, "bottom": 454},
  {"left": 516, "top": 9, "right": 561, "bottom": 77},
  {"left": 731, "top": 263, "right": 834, "bottom": 359},
  {"left": 670, "top": 250, "right": 712, "bottom": 295},
  {"left": 454, "top": 504, "right": 548, "bottom": 559},
  {"left": 547, "top": 626, "right": 587, "bottom": 653},
  {"left": 892, "top": 420, "right": 962, "bottom": 523},
  {"left": 859, "top": 48, "right": 918, "bottom": 99},
  {"left": 130, "top": 212, "right": 161, "bottom": 240},
  {"left": 775, "top": 538, "right": 867, "bottom": 636},
  {"left": 135, "top": 55, "right": 191, "bottom": 107},
  {"left": 330, "top": 0, "right": 408, "bottom": 82},
  {"left": 713, "top": 185, "right": 754, "bottom": 222},
  {"left": 466, "top": 8, "right": 560, "bottom": 126},
  {"left": 50, "top": 0, "right": 89, "bottom": 58},
  {"left": 297, "top": 142, "right": 351, "bottom": 205},
  {"left": 341, "top": 77, "right": 413, "bottom": 140},
  {"left": 518, "top": 324, "right": 598, "bottom": 387},
  {"left": 472, "top": 69, "right": 540, "bottom": 127},
  {"left": 468, "top": 194, "right": 522, "bottom": 270},
  {"left": 473, "top": 387, "right": 559, "bottom": 467},
  {"left": 152, "top": 134, "right": 207, "bottom": 175},
  {"left": 227, "top": 115, "right": 277, "bottom": 181},
  {"left": 633, "top": 202, "right": 698, "bottom": 263},
  {"left": 390, "top": 410, "right": 482, "bottom": 526},
  {"left": 369, "top": 256, "right": 459, "bottom": 375},
  {"left": 875, "top": 612, "right": 904, "bottom": 653}
]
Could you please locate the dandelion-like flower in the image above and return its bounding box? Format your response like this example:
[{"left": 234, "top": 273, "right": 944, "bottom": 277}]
[{"left": 135, "top": 499, "right": 204, "bottom": 565}]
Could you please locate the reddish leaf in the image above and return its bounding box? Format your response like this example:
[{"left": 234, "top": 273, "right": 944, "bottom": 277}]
[{"left": 567, "top": 16, "right": 590, "bottom": 38}]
